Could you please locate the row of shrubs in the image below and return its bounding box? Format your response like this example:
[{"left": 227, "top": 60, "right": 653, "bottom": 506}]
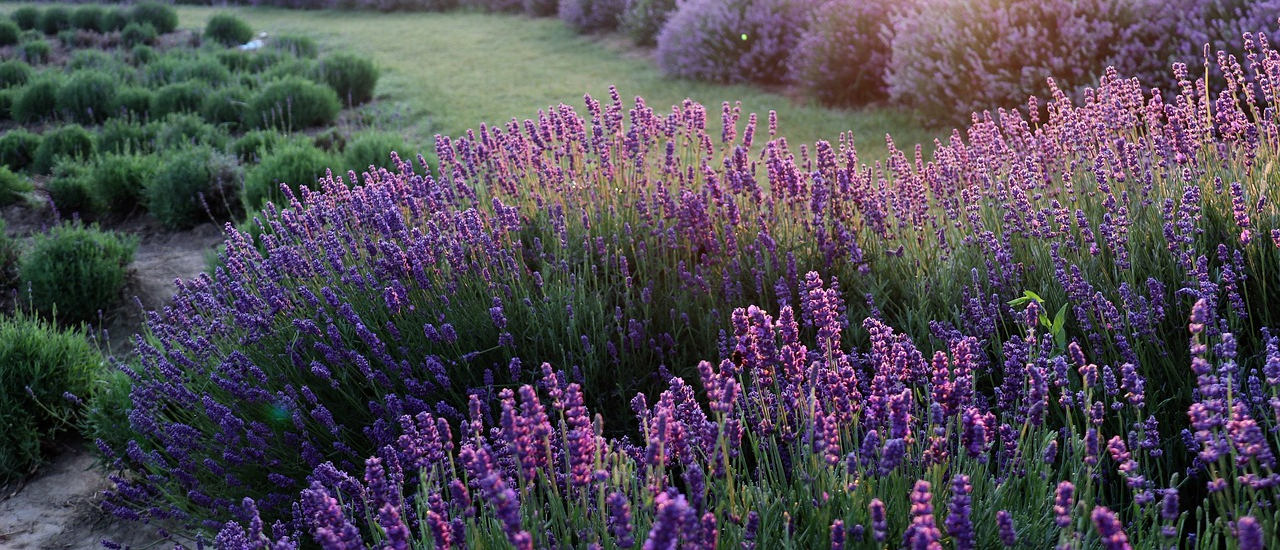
[
  {"left": 641, "top": 0, "right": 1277, "bottom": 123},
  {"left": 0, "top": 9, "right": 424, "bottom": 485},
  {"left": 0, "top": 10, "right": 402, "bottom": 324},
  {"left": 1, "top": 1, "right": 177, "bottom": 41},
  {"left": 1, "top": 119, "right": 423, "bottom": 233},
  {"left": 168, "top": 0, "right": 1278, "bottom": 125},
  {"left": 0, "top": 59, "right": 367, "bottom": 128},
  {"left": 0, "top": 217, "right": 130, "bottom": 482},
  {"left": 1, "top": 1, "right": 182, "bottom": 65}
]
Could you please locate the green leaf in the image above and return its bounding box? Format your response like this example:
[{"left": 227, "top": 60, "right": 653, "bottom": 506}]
[{"left": 1052, "top": 304, "right": 1068, "bottom": 333}]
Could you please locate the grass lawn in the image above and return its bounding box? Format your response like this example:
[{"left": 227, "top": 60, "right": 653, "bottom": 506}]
[{"left": 169, "top": 6, "right": 942, "bottom": 161}]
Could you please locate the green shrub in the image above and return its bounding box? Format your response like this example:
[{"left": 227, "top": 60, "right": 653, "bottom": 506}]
[
  {"left": 215, "top": 48, "right": 253, "bottom": 73},
  {"left": 129, "top": 44, "right": 156, "bottom": 65},
  {"left": 45, "top": 159, "right": 100, "bottom": 216},
  {"left": 19, "top": 222, "right": 135, "bottom": 325},
  {"left": 0, "top": 311, "right": 103, "bottom": 483},
  {"left": 0, "top": 166, "right": 32, "bottom": 206},
  {"left": 11, "top": 75, "right": 62, "bottom": 124},
  {"left": 19, "top": 39, "right": 51, "bottom": 64},
  {"left": 89, "top": 153, "right": 160, "bottom": 213},
  {"left": 0, "top": 90, "right": 12, "bottom": 121},
  {"left": 313, "top": 51, "right": 378, "bottom": 105},
  {"left": 98, "top": 117, "right": 154, "bottom": 154},
  {"left": 68, "top": 49, "right": 114, "bottom": 71},
  {"left": 151, "top": 113, "right": 229, "bottom": 151},
  {"left": 231, "top": 129, "right": 284, "bottom": 163},
  {"left": 150, "top": 81, "right": 209, "bottom": 118},
  {"left": 9, "top": 6, "right": 41, "bottom": 31},
  {"left": 0, "top": 129, "right": 40, "bottom": 171},
  {"left": 56, "top": 70, "right": 119, "bottom": 125},
  {"left": 146, "top": 145, "right": 243, "bottom": 229},
  {"left": 246, "top": 76, "right": 339, "bottom": 130},
  {"left": 311, "top": 126, "right": 345, "bottom": 153},
  {"left": 0, "top": 218, "right": 18, "bottom": 289},
  {"left": 621, "top": 0, "right": 675, "bottom": 46},
  {"left": 113, "top": 86, "right": 153, "bottom": 119},
  {"left": 204, "top": 13, "right": 254, "bottom": 47},
  {"left": 342, "top": 130, "right": 423, "bottom": 179},
  {"left": 129, "top": 1, "right": 177, "bottom": 34},
  {"left": 102, "top": 8, "right": 130, "bottom": 32},
  {"left": 81, "top": 368, "right": 135, "bottom": 469},
  {"left": 199, "top": 85, "right": 250, "bottom": 130},
  {"left": 271, "top": 33, "right": 317, "bottom": 58},
  {"left": 71, "top": 5, "right": 106, "bottom": 32},
  {"left": 55, "top": 29, "right": 78, "bottom": 48},
  {"left": 0, "top": 60, "right": 32, "bottom": 89},
  {"left": 259, "top": 57, "right": 316, "bottom": 82},
  {"left": 37, "top": 6, "right": 71, "bottom": 35},
  {"left": 144, "top": 54, "right": 231, "bottom": 87},
  {"left": 120, "top": 21, "right": 157, "bottom": 46},
  {"left": 0, "top": 19, "right": 19, "bottom": 46},
  {"left": 181, "top": 56, "right": 233, "bottom": 86},
  {"left": 243, "top": 138, "right": 336, "bottom": 208},
  {"left": 32, "top": 125, "right": 95, "bottom": 175}
]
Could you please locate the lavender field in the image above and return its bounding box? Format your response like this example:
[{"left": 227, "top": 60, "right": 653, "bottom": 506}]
[
  {"left": 2, "top": 1, "right": 1280, "bottom": 549},
  {"left": 101, "top": 37, "right": 1280, "bottom": 550}
]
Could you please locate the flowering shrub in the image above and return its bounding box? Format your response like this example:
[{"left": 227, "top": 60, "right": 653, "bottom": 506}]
[
  {"left": 655, "top": 0, "right": 808, "bottom": 84},
  {"left": 787, "top": 0, "right": 908, "bottom": 107},
  {"left": 885, "top": 0, "right": 1171, "bottom": 123},
  {"left": 102, "top": 28, "right": 1280, "bottom": 550},
  {"left": 558, "top": 0, "right": 626, "bottom": 34}
]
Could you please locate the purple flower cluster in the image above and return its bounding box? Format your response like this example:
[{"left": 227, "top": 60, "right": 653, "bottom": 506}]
[{"left": 99, "top": 20, "right": 1280, "bottom": 549}]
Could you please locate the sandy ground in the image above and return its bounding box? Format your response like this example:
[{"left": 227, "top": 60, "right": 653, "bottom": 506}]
[
  {"left": 2, "top": 203, "right": 228, "bottom": 550},
  {"left": 0, "top": 438, "right": 166, "bottom": 550}
]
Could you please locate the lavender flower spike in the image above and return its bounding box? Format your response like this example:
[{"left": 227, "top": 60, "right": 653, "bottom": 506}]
[{"left": 1091, "top": 506, "right": 1131, "bottom": 550}]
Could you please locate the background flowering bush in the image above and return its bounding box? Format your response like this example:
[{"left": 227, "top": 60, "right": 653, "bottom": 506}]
[
  {"left": 655, "top": 0, "right": 806, "bottom": 84},
  {"left": 787, "top": 0, "right": 910, "bottom": 107},
  {"left": 885, "top": 0, "right": 1170, "bottom": 124},
  {"left": 95, "top": 19, "right": 1280, "bottom": 550}
]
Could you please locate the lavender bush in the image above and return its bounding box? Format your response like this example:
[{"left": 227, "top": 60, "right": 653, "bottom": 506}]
[
  {"left": 100, "top": 26, "right": 1280, "bottom": 550},
  {"left": 655, "top": 0, "right": 808, "bottom": 84},
  {"left": 885, "top": 0, "right": 1172, "bottom": 124},
  {"left": 787, "top": 0, "right": 910, "bottom": 107}
]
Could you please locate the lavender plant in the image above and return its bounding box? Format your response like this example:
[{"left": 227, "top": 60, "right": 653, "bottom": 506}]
[
  {"left": 655, "top": 0, "right": 807, "bottom": 84},
  {"left": 885, "top": 0, "right": 1173, "bottom": 124},
  {"left": 101, "top": 26, "right": 1280, "bottom": 550},
  {"left": 787, "top": 0, "right": 909, "bottom": 107}
]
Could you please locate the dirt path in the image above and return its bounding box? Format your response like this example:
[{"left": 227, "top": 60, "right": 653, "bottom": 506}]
[
  {"left": 0, "top": 439, "right": 165, "bottom": 550},
  {"left": 2, "top": 206, "right": 229, "bottom": 549}
]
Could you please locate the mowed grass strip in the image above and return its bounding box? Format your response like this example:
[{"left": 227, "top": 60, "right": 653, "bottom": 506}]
[{"left": 0, "top": 3, "right": 941, "bottom": 160}]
